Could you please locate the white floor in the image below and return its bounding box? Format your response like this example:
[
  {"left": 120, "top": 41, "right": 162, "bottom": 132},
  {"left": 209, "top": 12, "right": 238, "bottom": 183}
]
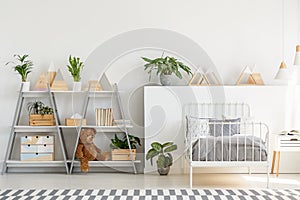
[{"left": 0, "top": 173, "right": 299, "bottom": 189}]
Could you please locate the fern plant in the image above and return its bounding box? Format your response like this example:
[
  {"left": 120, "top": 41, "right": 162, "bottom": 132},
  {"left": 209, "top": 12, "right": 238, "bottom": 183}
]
[
  {"left": 67, "top": 55, "right": 84, "bottom": 82},
  {"left": 6, "top": 54, "right": 33, "bottom": 82}
]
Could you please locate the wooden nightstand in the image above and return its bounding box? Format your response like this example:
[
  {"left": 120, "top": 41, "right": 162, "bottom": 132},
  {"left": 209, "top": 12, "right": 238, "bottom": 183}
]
[{"left": 271, "top": 134, "right": 300, "bottom": 176}]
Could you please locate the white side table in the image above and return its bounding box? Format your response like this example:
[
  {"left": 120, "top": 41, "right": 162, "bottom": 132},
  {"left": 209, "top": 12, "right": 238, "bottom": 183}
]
[{"left": 271, "top": 134, "right": 300, "bottom": 176}]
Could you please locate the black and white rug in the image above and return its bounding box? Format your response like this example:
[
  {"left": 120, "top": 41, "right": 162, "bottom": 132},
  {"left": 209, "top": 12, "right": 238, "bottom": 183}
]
[{"left": 0, "top": 189, "right": 299, "bottom": 199}]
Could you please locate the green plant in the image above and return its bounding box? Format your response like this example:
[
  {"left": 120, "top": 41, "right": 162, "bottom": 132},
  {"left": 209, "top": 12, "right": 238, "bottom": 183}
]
[
  {"left": 146, "top": 141, "right": 177, "bottom": 169},
  {"left": 110, "top": 134, "right": 141, "bottom": 149},
  {"left": 27, "top": 101, "right": 54, "bottom": 116},
  {"left": 142, "top": 56, "right": 192, "bottom": 81},
  {"left": 6, "top": 54, "right": 33, "bottom": 82},
  {"left": 67, "top": 55, "right": 84, "bottom": 82}
]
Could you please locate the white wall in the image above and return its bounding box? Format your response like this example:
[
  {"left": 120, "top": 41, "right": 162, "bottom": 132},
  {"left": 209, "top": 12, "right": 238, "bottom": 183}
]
[
  {"left": 144, "top": 86, "right": 300, "bottom": 174},
  {"left": 0, "top": 0, "right": 299, "bottom": 172}
]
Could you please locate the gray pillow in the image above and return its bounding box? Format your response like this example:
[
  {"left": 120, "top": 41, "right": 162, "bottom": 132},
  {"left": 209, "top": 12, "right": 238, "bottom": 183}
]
[{"left": 209, "top": 118, "right": 241, "bottom": 136}]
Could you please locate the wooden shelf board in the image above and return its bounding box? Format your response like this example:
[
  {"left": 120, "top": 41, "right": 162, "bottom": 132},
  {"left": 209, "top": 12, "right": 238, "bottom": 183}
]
[
  {"left": 88, "top": 91, "right": 113, "bottom": 98},
  {"left": 6, "top": 160, "right": 66, "bottom": 168},
  {"left": 84, "top": 125, "right": 133, "bottom": 132},
  {"left": 59, "top": 126, "right": 83, "bottom": 128},
  {"left": 22, "top": 91, "right": 49, "bottom": 98},
  {"left": 72, "top": 160, "right": 141, "bottom": 167},
  {"left": 14, "top": 126, "right": 58, "bottom": 132},
  {"left": 58, "top": 125, "right": 132, "bottom": 130}
]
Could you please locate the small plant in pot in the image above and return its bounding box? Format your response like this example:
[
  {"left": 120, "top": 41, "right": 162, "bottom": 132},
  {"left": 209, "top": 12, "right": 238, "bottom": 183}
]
[
  {"left": 67, "top": 55, "right": 84, "bottom": 91},
  {"left": 27, "top": 101, "right": 55, "bottom": 126},
  {"left": 146, "top": 141, "right": 177, "bottom": 175},
  {"left": 110, "top": 134, "right": 141, "bottom": 161},
  {"left": 6, "top": 54, "right": 34, "bottom": 91},
  {"left": 142, "top": 55, "right": 192, "bottom": 86}
]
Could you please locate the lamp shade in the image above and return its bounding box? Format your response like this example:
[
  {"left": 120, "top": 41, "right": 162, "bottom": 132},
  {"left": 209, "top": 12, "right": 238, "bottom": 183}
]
[
  {"left": 275, "top": 62, "right": 293, "bottom": 80},
  {"left": 294, "top": 45, "right": 300, "bottom": 65}
]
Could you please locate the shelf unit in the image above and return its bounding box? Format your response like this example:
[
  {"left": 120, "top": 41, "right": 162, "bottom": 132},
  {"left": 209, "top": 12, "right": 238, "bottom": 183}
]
[
  {"left": 69, "top": 83, "right": 138, "bottom": 174},
  {"left": 2, "top": 84, "right": 69, "bottom": 174},
  {"left": 2, "top": 83, "right": 138, "bottom": 174}
]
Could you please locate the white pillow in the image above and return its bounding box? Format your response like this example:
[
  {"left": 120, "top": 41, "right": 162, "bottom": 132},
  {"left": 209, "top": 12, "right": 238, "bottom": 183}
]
[{"left": 186, "top": 116, "right": 210, "bottom": 139}]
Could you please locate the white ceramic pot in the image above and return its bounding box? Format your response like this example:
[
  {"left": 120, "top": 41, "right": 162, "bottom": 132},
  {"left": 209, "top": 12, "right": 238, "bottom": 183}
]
[
  {"left": 22, "top": 82, "right": 30, "bottom": 92},
  {"left": 72, "top": 82, "right": 82, "bottom": 91}
]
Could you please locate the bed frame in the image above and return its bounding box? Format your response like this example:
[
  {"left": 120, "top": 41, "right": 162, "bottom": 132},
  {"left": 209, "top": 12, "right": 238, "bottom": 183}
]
[{"left": 184, "top": 103, "right": 270, "bottom": 188}]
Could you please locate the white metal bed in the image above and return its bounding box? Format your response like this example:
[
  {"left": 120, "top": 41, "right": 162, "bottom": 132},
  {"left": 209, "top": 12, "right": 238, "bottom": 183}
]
[{"left": 184, "top": 103, "right": 270, "bottom": 188}]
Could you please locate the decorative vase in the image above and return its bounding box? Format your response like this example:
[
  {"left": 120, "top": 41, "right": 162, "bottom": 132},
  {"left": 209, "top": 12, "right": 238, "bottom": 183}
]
[
  {"left": 22, "top": 81, "right": 30, "bottom": 92},
  {"left": 73, "top": 82, "right": 82, "bottom": 91},
  {"left": 160, "top": 74, "right": 172, "bottom": 86},
  {"left": 157, "top": 166, "right": 170, "bottom": 175}
]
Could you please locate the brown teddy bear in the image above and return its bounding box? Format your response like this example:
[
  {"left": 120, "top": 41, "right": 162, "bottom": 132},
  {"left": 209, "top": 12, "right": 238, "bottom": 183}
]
[{"left": 75, "top": 128, "right": 109, "bottom": 172}]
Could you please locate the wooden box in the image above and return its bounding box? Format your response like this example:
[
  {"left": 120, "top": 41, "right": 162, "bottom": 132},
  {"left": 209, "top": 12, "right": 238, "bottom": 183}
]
[
  {"left": 20, "top": 153, "right": 54, "bottom": 161},
  {"left": 111, "top": 149, "right": 136, "bottom": 161},
  {"left": 20, "top": 135, "right": 54, "bottom": 161},
  {"left": 29, "top": 114, "right": 55, "bottom": 126},
  {"left": 21, "top": 135, "right": 54, "bottom": 145},
  {"left": 65, "top": 118, "right": 86, "bottom": 126}
]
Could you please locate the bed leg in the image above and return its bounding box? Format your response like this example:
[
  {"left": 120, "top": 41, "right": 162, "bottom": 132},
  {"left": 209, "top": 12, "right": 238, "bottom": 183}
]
[
  {"left": 190, "top": 165, "right": 193, "bottom": 189},
  {"left": 248, "top": 167, "right": 251, "bottom": 175},
  {"left": 267, "top": 165, "right": 270, "bottom": 188}
]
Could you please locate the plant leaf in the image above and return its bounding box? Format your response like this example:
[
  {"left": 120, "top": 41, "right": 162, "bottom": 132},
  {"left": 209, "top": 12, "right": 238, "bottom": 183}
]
[
  {"left": 157, "top": 154, "right": 166, "bottom": 168},
  {"left": 146, "top": 148, "right": 159, "bottom": 160},
  {"left": 164, "top": 144, "right": 177, "bottom": 153},
  {"left": 151, "top": 142, "right": 162, "bottom": 152},
  {"left": 162, "top": 142, "right": 173, "bottom": 148}
]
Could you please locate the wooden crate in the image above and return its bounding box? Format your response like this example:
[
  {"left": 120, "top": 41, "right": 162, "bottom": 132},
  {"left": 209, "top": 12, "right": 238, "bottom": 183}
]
[
  {"left": 65, "top": 118, "right": 86, "bottom": 126},
  {"left": 29, "top": 114, "right": 55, "bottom": 126},
  {"left": 111, "top": 149, "right": 136, "bottom": 161}
]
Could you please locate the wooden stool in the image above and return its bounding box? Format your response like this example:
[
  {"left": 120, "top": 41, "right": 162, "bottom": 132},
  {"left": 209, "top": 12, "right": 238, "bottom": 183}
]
[{"left": 271, "top": 134, "right": 300, "bottom": 176}]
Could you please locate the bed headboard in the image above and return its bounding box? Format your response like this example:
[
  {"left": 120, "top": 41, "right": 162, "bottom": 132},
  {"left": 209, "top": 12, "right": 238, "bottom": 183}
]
[{"left": 183, "top": 103, "right": 251, "bottom": 119}]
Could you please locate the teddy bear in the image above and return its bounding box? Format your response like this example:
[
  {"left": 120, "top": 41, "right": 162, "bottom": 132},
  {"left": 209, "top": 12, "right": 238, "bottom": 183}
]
[{"left": 75, "top": 128, "right": 109, "bottom": 172}]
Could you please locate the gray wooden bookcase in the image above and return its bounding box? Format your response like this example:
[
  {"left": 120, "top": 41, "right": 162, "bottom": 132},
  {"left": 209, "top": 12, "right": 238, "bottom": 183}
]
[{"left": 2, "top": 83, "right": 139, "bottom": 174}]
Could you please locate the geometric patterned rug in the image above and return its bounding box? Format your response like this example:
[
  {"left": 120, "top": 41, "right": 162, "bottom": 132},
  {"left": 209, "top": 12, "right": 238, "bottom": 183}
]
[{"left": 0, "top": 189, "right": 299, "bottom": 200}]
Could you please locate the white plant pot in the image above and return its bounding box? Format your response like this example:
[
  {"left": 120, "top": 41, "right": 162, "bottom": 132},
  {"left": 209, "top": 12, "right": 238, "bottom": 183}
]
[
  {"left": 73, "top": 82, "right": 82, "bottom": 91},
  {"left": 22, "top": 82, "right": 30, "bottom": 92}
]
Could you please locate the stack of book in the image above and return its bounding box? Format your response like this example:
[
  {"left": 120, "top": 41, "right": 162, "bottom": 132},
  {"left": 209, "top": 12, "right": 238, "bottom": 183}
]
[{"left": 95, "top": 108, "right": 113, "bottom": 126}]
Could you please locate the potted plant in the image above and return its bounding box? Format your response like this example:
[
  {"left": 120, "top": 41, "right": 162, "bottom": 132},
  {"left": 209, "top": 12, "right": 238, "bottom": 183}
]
[
  {"left": 6, "top": 54, "right": 34, "bottom": 91},
  {"left": 67, "top": 55, "right": 84, "bottom": 91},
  {"left": 110, "top": 133, "right": 141, "bottom": 160},
  {"left": 27, "top": 101, "right": 55, "bottom": 126},
  {"left": 146, "top": 141, "right": 177, "bottom": 175},
  {"left": 142, "top": 55, "right": 192, "bottom": 86}
]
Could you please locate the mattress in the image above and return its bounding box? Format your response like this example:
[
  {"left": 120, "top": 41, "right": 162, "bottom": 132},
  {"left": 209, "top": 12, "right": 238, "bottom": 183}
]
[{"left": 191, "top": 135, "right": 267, "bottom": 161}]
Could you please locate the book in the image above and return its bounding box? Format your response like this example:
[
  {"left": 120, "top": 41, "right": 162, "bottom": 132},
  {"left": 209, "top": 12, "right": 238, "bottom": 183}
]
[
  {"left": 95, "top": 108, "right": 114, "bottom": 126},
  {"left": 280, "top": 130, "right": 300, "bottom": 135}
]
